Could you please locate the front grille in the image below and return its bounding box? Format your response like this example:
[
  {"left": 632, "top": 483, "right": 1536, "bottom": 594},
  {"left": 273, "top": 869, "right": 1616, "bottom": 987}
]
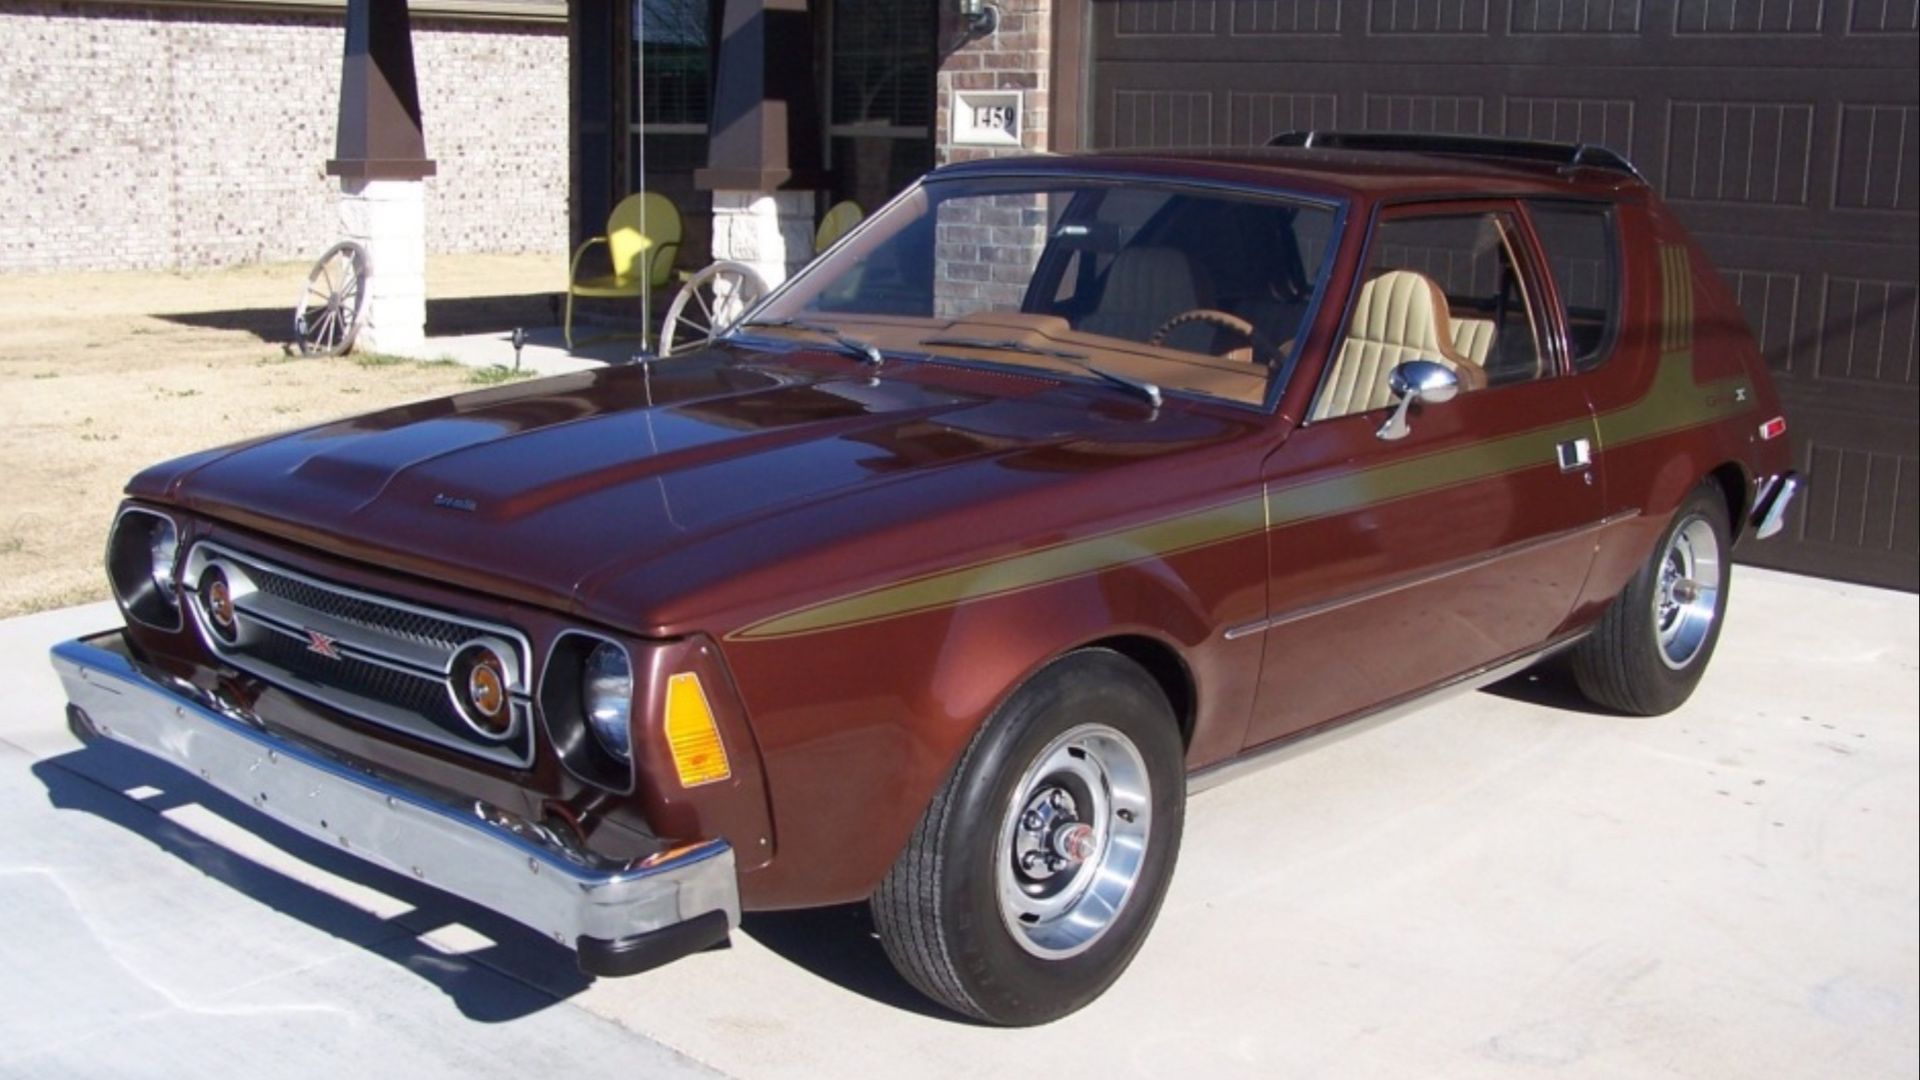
[
  {"left": 249, "top": 564, "right": 483, "bottom": 652},
  {"left": 245, "top": 630, "right": 476, "bottom": 742},
  {"left": 182, "top": 542, "right": 534, "bottom": 768}
]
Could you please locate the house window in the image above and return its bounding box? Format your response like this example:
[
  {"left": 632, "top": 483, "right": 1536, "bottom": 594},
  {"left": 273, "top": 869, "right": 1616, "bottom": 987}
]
[
  {"left": 633, "top": 0, "right": 710, "bottom": 132},
  {"left": 829, "top": 0, "right": 935, "bottom": 215},
  {"left": 630, "top": 0, "right": 711, "bottom": 178}
]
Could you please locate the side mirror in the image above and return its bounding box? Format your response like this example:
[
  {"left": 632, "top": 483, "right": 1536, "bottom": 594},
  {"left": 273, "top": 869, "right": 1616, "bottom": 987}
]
[{"left": 1376, "top": 359, "right": 1460, "bottom": 441}]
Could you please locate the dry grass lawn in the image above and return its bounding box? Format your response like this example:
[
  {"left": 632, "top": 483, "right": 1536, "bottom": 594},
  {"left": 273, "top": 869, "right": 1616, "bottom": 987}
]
[{"left": 0, "top": 254, "right": 565, "bottom": 617}]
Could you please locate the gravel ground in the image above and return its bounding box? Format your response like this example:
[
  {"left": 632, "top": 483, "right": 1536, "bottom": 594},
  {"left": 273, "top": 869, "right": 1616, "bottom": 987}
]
[{"left": 0, "top": 255, "right": 563, "bottom": 616}]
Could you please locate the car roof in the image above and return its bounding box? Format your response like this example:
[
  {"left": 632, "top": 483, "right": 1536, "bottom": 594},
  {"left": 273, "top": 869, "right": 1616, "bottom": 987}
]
[{"left": 932, "top": 147, "right": 1647, "bottom": 203}]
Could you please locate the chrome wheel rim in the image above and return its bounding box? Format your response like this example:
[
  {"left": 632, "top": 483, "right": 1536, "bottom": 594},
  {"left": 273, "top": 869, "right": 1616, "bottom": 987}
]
[
  {"left": 1653, "top": 515, "right": 1721, "bottom": 670},
  {"left": 995, "top": 723, "right": 1151, "bottom": 959}
]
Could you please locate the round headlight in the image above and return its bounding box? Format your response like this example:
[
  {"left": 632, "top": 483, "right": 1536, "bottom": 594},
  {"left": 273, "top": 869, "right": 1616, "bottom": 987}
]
[
  {"left": 583, "top": 642, "right": 634, "bottom": 761},
  {"left": 148, "top": 518, "right": 179, "bottom": 598}
]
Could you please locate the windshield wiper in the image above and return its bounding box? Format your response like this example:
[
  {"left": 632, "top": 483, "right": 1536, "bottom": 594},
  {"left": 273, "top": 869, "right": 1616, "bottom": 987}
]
[
  {"left": 738, "top": 318, "right": 884, "bottom": 367},
  {"left": 920, "top": 336, "right": 1162, "bottom": 408}
]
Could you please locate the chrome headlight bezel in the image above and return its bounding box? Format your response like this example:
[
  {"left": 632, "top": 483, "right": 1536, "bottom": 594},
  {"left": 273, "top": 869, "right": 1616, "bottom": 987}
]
[
  {"left": 107, "top": 506, "right": 183, "bottom": 631},
  {"left": 447, "top": 639, "right": 523, "bottom": 743},
  {"left": 538, "top": 630, "right": 638, "bottom": 794}
]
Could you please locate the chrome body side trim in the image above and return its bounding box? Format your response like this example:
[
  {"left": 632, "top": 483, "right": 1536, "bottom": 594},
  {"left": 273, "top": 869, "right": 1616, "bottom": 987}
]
[
  {"left": 1223, "top": 510, "right": 1640, "bottom": 641},
  {"left": 50, "top": 633, "right": 740, "bottom": 950},
  {"left": 1752, "top": 472, "right": 1801, "bottom": 541},
  {"left": 1190, "top": 632, "right": 1587, "bottom": 794}
]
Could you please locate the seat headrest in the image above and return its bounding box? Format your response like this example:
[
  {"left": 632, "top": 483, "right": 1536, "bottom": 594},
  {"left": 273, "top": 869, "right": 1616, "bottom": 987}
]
[{"left": 1347, "top": 269, "right": 1467, "bottom": 365}]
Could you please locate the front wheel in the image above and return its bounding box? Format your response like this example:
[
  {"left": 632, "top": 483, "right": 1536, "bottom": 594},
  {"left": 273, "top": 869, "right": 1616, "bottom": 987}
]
[
  {"left": 871, "top": 649, "right": 1186, "bottom": 1025},
  {"left": 1572, "top": 481, "right": 1733, "bottom": 715}
]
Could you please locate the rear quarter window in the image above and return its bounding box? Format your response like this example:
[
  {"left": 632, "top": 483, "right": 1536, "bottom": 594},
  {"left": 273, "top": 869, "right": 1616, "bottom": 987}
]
[{"left": 1527, "top": 202, "right": 1621, "bottom": 372}]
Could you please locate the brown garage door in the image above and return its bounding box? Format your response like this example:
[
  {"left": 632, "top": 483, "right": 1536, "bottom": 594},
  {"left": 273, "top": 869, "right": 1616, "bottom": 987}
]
[{"left": 1085, "top": 0, "right": 1919, "bottom": 590}]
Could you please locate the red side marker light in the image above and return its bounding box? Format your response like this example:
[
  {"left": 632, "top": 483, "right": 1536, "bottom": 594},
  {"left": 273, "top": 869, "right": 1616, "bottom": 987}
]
[{"left": 1759, "top": 416, "right": 1787, "bottom": 441}]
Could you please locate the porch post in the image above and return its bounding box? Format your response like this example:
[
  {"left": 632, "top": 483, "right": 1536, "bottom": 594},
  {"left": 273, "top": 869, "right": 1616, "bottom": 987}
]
[
  {"left": 694, "top": 0, "right": 824, "bottom": 287},
  {"left": 327, "top": 0, "right": 436, "bottom": 352}
]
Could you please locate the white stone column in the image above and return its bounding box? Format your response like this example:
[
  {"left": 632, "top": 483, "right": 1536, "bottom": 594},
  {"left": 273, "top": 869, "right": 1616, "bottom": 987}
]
[
  {"left": 709, "top": 190, "right": 817, "bottom": 288},
  {"left": 336, "top": 178, "right": 428, "bottom": 353}
]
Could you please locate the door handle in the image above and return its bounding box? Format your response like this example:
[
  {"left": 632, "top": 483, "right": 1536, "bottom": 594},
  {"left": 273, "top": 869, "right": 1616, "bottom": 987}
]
[{"left": 1557, "top": 438, "right": 1592, "bottom": 472}]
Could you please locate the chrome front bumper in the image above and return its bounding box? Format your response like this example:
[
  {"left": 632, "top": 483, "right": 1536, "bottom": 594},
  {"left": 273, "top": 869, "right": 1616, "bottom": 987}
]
[{"left": 49, "top": 632, "right": 739, "bottom": 976}]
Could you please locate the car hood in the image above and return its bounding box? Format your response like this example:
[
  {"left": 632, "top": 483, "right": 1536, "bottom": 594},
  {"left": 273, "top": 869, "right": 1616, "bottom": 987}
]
[{"left": 134, "top": 343, "right": 1256, "bottom": 635}]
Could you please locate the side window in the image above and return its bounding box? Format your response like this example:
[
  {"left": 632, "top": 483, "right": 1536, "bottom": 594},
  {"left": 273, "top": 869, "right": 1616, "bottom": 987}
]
[
  {"left": 1527, "top": 202, "right": 1621, "bottom": 371},
  {"left": 1312, "top": 210, "right": 1546, "bottom": 422}
]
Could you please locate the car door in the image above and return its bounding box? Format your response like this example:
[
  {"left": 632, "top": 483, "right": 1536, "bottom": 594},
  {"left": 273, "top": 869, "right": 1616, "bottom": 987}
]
[{"left": 1242, "top": 199, "right": 1606, "bottom": 748}]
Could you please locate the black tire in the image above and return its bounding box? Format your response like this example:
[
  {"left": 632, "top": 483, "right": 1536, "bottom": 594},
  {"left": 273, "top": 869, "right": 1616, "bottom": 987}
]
[
  {"left": 1572, "top": 481, "right": 1734, "bottom": 715},
  {"left": 871, "top": 649, "right": 1186, "bottom": 1025}
]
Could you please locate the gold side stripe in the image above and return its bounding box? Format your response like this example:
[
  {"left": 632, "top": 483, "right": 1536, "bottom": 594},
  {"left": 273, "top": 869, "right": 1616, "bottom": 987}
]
[
  {"left": 727, "top": 493, "right": 1267, "bottom": 641},
  {"left": 728, "top": 346, "right": 1753, "bottom": 643},
  {"left": 1660, "top": 244, "right": 1694, "bottom": 354}
]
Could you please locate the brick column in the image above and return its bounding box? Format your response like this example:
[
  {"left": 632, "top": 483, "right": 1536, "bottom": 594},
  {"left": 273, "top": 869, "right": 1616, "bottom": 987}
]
[
  {"left": 936, "top": 0, "right": 1052, "bottom": 167},
  {"left": 336, "top": 179, "right": 427, "bottom": 351},
  {"left": 327, "top": 0, "right": 434, "bottom": 352},
  {"left": 693, "top": 0, "right": 823, "bottom": 284},
  {"left": 710, "top": 190, "right": 816, "bottom": 288},
  {"left": 933, "top": 0, "right": 1053, "bottom": 318}
]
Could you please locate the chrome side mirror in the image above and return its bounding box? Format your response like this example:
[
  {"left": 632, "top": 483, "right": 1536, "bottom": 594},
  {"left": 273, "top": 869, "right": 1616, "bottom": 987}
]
[{"left": 1376, "top": 359, "right": 1460, "bottom": 441}]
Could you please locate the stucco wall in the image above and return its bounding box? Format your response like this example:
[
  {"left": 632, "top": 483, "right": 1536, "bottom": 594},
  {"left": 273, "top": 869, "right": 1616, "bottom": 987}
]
[{"left": 0, "top": 2, "right": 567, "bottom": 272}]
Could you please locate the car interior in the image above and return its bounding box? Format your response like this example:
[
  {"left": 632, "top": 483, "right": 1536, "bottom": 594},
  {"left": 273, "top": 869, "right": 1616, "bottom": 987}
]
[
  {"left": 1026, "top": 188, "right": 1328, "bottom": 368},
  {"left": 1311, "top": 211, "right": 1547, "bottom": 422}
]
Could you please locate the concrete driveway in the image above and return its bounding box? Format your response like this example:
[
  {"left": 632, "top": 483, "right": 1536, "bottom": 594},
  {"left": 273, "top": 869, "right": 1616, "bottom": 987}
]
[{"left": 2, "top": 567, "right": 1913, "bottom": 1079}]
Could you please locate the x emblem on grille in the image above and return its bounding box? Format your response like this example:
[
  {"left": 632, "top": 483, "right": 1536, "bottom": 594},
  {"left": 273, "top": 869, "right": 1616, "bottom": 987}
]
[{"left": 305, "top": 629, "right": 342, "bottom": 660}]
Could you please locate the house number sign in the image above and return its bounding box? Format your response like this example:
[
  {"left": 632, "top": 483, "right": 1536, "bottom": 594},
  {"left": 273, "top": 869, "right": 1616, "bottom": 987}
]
[{"left": 952, "top": 90, "right": 1024, "bottom": 148}]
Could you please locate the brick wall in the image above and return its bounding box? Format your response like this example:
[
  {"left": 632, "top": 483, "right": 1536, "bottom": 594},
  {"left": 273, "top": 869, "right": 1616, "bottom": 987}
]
[
  {"left": 0, "top": 2, "right": 567, "bottom": 273},
  {"left": 933, "top": 193, "right": 1054, "bottom": 318},
  {"left": 934, "top": 0, "right": 1051, "bottom": 167},
  {"left": 932, "top": 0, "right": 1054, "bottom": 318}
]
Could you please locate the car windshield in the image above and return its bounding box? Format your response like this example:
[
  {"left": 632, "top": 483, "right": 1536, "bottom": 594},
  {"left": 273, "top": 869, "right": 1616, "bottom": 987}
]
[{"left": 747, "top": 176, "right": 1341, "bottom": 407}]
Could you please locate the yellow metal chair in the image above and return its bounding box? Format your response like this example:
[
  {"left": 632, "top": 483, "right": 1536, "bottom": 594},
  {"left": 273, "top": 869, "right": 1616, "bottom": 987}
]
[
  {"left": 565, "top": 192, "right": 682, "bottom": 349},
  {"left": 815, "top": 200, "right": 865, "bottom": 254}
]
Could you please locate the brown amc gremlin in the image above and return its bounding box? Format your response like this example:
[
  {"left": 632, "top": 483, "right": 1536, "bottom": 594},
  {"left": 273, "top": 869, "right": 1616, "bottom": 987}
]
[{"left": 53, "top": 132, "right": 1801, "bottom": 1025}]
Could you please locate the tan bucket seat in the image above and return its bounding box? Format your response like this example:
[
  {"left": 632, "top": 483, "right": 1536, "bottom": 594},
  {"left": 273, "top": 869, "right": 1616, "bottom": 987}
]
[
  {"left": 1450, "top": 316, "right": 1497, "bottom": 367},
  {"left": 1312, "top": 269, "right": 1487, "bottom": 420}
]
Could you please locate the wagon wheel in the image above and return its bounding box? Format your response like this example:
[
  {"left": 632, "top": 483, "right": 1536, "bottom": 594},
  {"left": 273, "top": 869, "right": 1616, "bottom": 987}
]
[
  {"left": 659, "top": 260, "right": 770, "bottom": 356},
  {"left": 294, "top": 241, "right": 371, "bottom": 356}
]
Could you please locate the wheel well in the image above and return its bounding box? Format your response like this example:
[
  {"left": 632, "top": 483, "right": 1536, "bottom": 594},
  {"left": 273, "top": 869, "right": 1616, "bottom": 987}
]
[
  {"left": 1707, "top": 462, "right": 1749, "bottom": 540},
  {"left": 1089, "top": 635, "right": 1196, "bottom": 748}
]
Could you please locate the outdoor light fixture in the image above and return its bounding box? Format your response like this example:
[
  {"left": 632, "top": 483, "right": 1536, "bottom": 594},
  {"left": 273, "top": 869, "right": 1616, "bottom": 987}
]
[
  {"left": 943, "top": 0, "right": 1001, "bottom": 59},
  {"left": 958, "top": 0, "right": 1000, "bottom": 31}
]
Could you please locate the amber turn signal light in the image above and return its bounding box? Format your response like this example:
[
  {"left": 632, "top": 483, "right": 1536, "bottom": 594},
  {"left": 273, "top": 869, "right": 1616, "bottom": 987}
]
[{"left": 664, "top": 672, "right": 732, "bottom": 787}]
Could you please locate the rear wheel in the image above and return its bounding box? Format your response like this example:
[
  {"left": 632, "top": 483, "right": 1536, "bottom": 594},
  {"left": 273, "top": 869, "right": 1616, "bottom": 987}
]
[
  {"left": 871, "top": 649, "right": 1185, "bottom": 1025},
  {"left": 1572, "top": 481, "right": 1733, "bottom": 715}
]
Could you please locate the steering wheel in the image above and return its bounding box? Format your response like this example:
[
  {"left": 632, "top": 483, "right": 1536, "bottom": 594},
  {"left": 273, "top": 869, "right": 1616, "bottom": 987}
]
[{"left": 1147, "top": 308, "right": 1279, "bottom": 364}]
